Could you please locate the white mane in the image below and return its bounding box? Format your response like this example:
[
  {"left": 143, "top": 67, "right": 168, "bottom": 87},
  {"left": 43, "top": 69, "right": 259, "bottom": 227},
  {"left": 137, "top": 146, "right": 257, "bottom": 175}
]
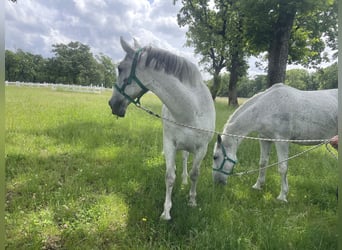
[{"left": 143, "top": 46, "right": 201, "bottom": 85}]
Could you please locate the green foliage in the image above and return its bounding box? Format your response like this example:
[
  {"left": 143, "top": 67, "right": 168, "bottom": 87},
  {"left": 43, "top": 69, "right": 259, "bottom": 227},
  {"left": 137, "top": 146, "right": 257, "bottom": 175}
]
[
  {"left": 285, "top": 64, "right": 337, "bottom": 91},
  {"left": 315, "top": 62, "right": 338, "bottom": 89},
  {"left": 212, "top": 63, "right": 336, "bottom": 98},
  {"left": 5, "top": 86, "right": 338, "bottom": 249},
  {"left": 95, "top": 53, "right": 117, "bottom": 89},
  {"left": 176, "top": 0, "right": 247, "bottom": 101},
  {"left": 5, "top": 42, "right": 117, "bottom": 87},
  {"left": 51, "top": 42, "right": 97, "bottom": 85},
  {"left": 285, "top": 69, "right": 311, "bottom": 90},
  {"left": 242, "top": 0, "right": 337, "bottom": 67},
  {"left": 237, "top": 75, "right": 268, "bottom": 98},
  {"left": 5, "top": 49, "right": 47, "bottom": 83},
  {"left": 176, "top": 0, "right": 337, "bottom": 98}
]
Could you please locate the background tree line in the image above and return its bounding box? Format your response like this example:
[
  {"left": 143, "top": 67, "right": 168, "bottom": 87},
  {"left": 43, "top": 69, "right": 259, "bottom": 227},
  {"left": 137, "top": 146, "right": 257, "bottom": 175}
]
[
  {"left": 175, "top": 0, "right": 337, "bottom": 106},
  {"left": 210, "top": 62, "right": 337, "bottom": 98},
  {"left": 5, "top": 41, "right": 117, "bottom": 88}
]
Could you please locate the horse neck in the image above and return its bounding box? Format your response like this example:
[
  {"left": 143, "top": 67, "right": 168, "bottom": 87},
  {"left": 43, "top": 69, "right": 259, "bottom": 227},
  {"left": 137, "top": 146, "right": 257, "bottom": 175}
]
[
  {"left": 221, "top": 132, "right": 243, "bottom": 158},
  {"left": 141, "top": 69, "right": 208, "bottom": 123},
  {"left": 221, "top": 115, "right": 256, "bottom": 156}
]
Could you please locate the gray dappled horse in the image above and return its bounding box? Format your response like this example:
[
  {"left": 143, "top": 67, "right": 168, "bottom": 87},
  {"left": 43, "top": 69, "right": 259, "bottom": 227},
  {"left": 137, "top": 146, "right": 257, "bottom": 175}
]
[{"left": 212, "top": 83, "right": 337, "bottom": 202}]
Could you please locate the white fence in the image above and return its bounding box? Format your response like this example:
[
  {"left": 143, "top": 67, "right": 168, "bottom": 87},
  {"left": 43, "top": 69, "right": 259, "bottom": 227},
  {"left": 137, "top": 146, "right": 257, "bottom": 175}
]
[{"left": 5, "top": 81, "right": 109, "bottom": 94}]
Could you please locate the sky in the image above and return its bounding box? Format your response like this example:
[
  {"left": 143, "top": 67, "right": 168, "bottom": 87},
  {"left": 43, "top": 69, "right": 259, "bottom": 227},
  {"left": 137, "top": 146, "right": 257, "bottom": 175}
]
[
  {"left": 5, "top": 0, "right": 335, "bottom": 80},
  {"left": 5, "top": 0, "right": 268, "bottom": 79}
]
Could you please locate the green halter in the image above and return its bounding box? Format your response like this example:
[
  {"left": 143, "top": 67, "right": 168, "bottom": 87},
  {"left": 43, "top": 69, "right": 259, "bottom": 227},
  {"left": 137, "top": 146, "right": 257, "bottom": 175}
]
[
  {"left": 114, "top": 49, "right": 149, "bottom": 105},
  {"left": 213, "top": 143, "right": 237, "bottom": 176}
]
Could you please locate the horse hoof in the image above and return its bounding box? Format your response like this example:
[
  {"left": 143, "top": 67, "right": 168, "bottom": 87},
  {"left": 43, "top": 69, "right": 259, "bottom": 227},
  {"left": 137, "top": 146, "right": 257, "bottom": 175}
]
[
  {"left": 252, "top": 183, "right": 262, "bottom": 190},
  {"left": 277, "top": 195, "right": 288, "bottom": 202},
  {"left": 160, "top": 212, "right": 171, "bottom": 220},
  {"left": 188, "top": 200, "right": 197, "bottom": 207}
]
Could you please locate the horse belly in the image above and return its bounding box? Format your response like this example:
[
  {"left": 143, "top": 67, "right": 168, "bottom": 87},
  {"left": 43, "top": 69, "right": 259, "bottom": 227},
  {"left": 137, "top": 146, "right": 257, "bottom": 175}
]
[
  {"left": 291, "top": 115, "right": 337, "bottom": 144},
  {"left": 265, "top": 99, "right": 337, "bottom": 144},
  {"left": 294, "top": 97, "right": 336, "bottom": 138},
  {"left": 162, "top": 104, "right": 215, "bottom": 152},
  {"left": 164, "top": 123, "right": 213, "bottom": 152}
]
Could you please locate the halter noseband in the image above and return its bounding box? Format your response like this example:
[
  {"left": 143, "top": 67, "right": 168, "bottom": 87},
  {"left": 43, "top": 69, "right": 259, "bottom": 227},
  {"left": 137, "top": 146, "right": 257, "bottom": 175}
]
[
  {"left": 213, "top": 143, "right": 237, "bottom": 176},
  {"left": 114, "top": 48, "right": 149, "bottom": 105}
]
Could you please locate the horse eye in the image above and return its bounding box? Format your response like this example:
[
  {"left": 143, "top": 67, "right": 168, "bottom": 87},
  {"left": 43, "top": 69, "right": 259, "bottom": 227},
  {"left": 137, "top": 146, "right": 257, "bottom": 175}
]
[{"left": 213, "top": 155, "right": 219, "bottom": 161}]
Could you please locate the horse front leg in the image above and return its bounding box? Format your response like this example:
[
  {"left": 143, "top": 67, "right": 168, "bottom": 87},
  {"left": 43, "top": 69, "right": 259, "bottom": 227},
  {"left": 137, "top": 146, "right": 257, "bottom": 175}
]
[
  {"left": 188, "top": 146, "right": 207, "bottom": 207},
  {"left": 182, "top": 151, "right": 189, "bottom": 185},
  {"left": 160, "top": 139, "right": 176, "bottom": 220},
  {"left": 275, "top": 142, "right": 289, "bottom": 202},
  {"left": 253, "top": 141, "right": 272, "bottom": 190}
]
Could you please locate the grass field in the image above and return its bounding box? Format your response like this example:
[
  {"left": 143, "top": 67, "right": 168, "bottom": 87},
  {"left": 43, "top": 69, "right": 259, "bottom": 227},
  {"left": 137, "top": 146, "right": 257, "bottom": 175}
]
[{"left": 5, "top": 86, "right": 338, "bottom": 249}]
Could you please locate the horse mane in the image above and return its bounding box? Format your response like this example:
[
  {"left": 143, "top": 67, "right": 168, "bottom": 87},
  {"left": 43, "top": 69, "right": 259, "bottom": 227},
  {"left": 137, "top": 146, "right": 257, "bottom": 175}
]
[{"left": 143, "top": 46, "right": 201, "bottom": 84}]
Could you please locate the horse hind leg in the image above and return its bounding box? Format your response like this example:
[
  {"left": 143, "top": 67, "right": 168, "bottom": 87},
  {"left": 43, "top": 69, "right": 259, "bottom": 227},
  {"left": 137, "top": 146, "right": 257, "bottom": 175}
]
[
  {"left": 275, "top": 142, "right": 289, "bottom": 202},
  {"left": 188, "top": 146, "right": 207, "bottom": 207},
  {"left": 182, "top": 151, "right": 189, "bottom": 185},
  {"left": 253, "top": 141, "right": 272, "bottom": 190}
]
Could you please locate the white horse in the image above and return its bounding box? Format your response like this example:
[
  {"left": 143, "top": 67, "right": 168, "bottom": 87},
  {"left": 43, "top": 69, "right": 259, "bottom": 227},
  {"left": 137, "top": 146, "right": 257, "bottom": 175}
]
[
  {"left": 109, "top": 37, "right": 215, "bottom": 220},
  {"left": 213, "top": 83, "right": 337, "bottom": 202}
]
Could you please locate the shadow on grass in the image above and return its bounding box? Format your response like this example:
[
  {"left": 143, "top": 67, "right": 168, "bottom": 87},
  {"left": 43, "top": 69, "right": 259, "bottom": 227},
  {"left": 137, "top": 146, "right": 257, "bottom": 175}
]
[
  {"left": 6, "top": 119, "right": 206, "bottom": 248},
  {"left": 6, "top": 119, "right": 338, "bottom": 249}
]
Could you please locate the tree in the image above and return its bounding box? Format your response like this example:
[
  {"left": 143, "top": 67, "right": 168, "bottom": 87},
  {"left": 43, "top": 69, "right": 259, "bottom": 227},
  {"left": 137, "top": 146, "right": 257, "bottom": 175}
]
[
  {"left": 175, "top": 0, "right": 247, "bottom": 106},
  {"left": 206, "top": 72, "right": 230, "bottom": 97},
  {"left": 5, "top": 50, "right": 19, "bottom": 81},
  {"left": 314, "top": 62, "right": 337, "bottom": 89},
  {"left": 217, "top": 73, "right": 230, "bottom": 97},
  {"left": 5, "top": 42, "right": 117, "bottom": 86},
  {"left": 241, "top": 0, "right": 337, "bottom": 87},
  {"left": 237, "top": 75, "right": 267, "bottom": 98},
  {"left": 5, "top": 49, "right": 47, "bottom": 82},
  {"left": 95, "top": 53, "right": 117, "bottom": 88},
  {"left": 285, "top": 69, "right": 310, "bottom": 90},
  {"left": 52, "top": 42, "right": 97, "bottom": 85}
]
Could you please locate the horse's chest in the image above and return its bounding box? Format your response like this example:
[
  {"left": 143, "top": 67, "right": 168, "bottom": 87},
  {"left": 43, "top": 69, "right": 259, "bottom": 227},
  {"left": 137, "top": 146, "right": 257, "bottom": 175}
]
[
  {"left": 164, "top": 125, "right": 211, "bottom": 152},
  {"left": 174, "top": 136, "right": 202, "bottom": 152}
]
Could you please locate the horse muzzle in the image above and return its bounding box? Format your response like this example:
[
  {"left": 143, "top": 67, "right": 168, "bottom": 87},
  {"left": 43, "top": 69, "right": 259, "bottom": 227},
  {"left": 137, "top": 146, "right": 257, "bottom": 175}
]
[
  {"left": 213, "top": 173, "right": 228, "bottom": 185},
  {"left": 108, "top": 99, "right": 127, "bottom": 117}
]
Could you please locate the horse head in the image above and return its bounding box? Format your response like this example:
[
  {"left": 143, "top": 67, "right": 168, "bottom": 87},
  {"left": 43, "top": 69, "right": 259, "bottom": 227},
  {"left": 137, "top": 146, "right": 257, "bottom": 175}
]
[
  {"left": 212, "top": 135, "right": 238, "bottom": 184},
  {"left": 108, "top": 37, "right": 148, "bottom": 117}
]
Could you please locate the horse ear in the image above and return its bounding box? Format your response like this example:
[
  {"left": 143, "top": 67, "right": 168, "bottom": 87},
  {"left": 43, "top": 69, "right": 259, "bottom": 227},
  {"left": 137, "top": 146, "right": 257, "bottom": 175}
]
[
  {"left": 217, "top": 134, "right": 222, "bottom": 144},
  {"left": 120, "top": 36, "right": 134, "bottom": 56},
  {"left": 133, "top": 38, "right": 141, "bottom": 49}
]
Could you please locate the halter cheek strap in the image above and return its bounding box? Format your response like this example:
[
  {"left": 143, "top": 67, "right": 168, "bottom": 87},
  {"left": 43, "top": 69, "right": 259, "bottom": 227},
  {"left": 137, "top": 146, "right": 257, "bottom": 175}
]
[
  {"left": 114, "top": 49, "right": 149, "bottom": 105},
  {"left": 213, "top": 143, "right": 237, "bottom": 176}
]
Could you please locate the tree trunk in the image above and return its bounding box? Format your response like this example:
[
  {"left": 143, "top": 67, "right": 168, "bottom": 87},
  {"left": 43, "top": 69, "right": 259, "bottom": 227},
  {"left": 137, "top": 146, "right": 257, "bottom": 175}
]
[
  {"left": 210, "top": 70, "right": 221, "bottom": 100},
  {"left": 267, "top": 4, "right": 296, "bottom": 87},
  {"left": 228, "top": 16, "right": 244, "bottom": 107},
  {"left": 228, "top": 53, "right": 239, "bottom": 107}
]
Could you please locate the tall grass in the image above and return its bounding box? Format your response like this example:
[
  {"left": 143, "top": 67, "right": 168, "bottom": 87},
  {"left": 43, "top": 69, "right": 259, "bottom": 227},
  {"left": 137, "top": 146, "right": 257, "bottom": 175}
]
[{"left": 5, "top": 86, "right": 338, "bottom": 249}]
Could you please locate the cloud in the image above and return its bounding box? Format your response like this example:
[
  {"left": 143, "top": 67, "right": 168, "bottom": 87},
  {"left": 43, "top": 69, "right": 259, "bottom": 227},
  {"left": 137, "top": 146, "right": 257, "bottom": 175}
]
[
  {"left": 40, "top": 28, "right": 72, "bottom": 50},
  {"left": 6, "top": 0, "right": 189, "bottom": 60},
  {"left": 5, "top": 0, "right": 268, "bottom": 79}
]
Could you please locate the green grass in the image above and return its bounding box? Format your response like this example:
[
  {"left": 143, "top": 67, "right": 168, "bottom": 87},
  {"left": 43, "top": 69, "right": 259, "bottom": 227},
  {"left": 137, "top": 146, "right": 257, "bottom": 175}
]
[{"left": 5, "top": 86, "right": 338, "bottom": 249}]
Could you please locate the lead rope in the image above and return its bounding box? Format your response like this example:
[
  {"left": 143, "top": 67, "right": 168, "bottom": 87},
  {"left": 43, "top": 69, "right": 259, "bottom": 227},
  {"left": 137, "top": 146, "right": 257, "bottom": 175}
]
[
  {"left": 134, "top": 102, "right": 336, "bottom": 177},
  {"left": 136, "top": 103, "right": 330, "bottom": 144},
  {"left": 232, "top": 142, "right": 326, "bottom": 176},
  {"left": 325, "top": 143, "right": 338, "bottom": 160}
]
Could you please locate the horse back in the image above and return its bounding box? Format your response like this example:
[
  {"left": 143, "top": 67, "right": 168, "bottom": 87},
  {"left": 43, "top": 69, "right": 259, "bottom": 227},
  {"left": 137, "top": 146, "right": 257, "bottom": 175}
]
[{"left": 244, "top": 84, "right": 337, "bottom": 143}]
